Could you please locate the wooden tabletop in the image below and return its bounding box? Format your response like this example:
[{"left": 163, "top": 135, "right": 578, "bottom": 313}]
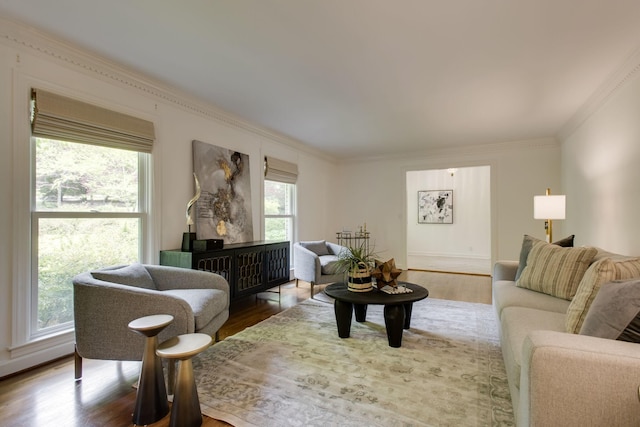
[{"left": 324, "top": 282, "right": 429, "bottom": 305}]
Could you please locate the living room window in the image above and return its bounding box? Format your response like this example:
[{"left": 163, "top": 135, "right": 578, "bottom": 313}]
[
  {"left": 32, "top": 138, "right": 148, "bottom": 334},
  {"left": 28, "top": 89, "right": 154, "bottom": 337},
  {"left": 264, "top": 180, "right": 296, "bottom": 243},
  {"left": 263, "top": 156, "right": 297, "bottom": 253}
]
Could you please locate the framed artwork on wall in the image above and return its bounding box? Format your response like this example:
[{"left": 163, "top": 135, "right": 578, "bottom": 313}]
[
  {"left": 192, "top": 139, "right": 254, "bottom": 243},
  {"left": 418, "top": 190, "right": 453, "bottom": 224}
]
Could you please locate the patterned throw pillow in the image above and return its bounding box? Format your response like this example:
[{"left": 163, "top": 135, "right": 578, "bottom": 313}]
[
  {"left": 516, "top": 241, "right": 597, "bottom": 300},
  {"left": 580, "top": 278, "right": 640, "bottom": 343},
  {"left": 566, "top": 257, "right": 640, "bottom": 333},
  {"left": 515, "top": 234, "right": 575, "bottom": 281}
]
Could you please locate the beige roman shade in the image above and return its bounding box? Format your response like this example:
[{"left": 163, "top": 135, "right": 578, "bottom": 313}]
[
  {"left": 30, "top": 88, "right": 155, "bottom": 153},
  {"left": 264, "top": 156, "right": 298, "bottom": 184}
]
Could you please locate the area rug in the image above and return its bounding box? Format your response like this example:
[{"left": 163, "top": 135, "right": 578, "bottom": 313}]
[{"left": 191, "top": 298, "right": 514, "bottom": 426}]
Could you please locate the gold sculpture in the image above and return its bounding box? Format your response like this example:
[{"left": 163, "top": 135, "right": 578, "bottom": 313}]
[{"left": 186, "top": 173, "right": 201, "bottom": 232}]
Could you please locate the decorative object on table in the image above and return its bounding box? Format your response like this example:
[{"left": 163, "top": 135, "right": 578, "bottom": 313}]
[
  {"left": 533, "top": 187, "right": 566, "bottom": 243},
  {"left": 418, "top": 190, "right": 453, "bottom": 224},
  {"left": 335, "top": 237, "right": 376, "bottom": 292},
  {"left": 182, "top": 173, "right": 201, "bottom": 251},
  {"left": 380, "top": 285, "right": 414, "bottom": 294},
  {"left": 192, "top": 238, "right": 224, "bottom": 252},
  {"left": 192, "top": 140, "right": 253, "bottom": 244},
  {"left": 371, "top": 258, "right": 402, "bottom": 289}
]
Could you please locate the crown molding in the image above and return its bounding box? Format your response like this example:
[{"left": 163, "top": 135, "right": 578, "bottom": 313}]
[
  {"left": 0, "top": 14, "right": 337, "bottom": 163},
  {"left": 344, "top": 137, "right": 559, "bottom": 165},
  {"left": 557, "top": 46, "right": 640, "bottom": 141}
]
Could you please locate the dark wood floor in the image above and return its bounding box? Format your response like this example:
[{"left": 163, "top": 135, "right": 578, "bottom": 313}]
[{"left": 0, "top": 270, "right": 491, "bottom": 427}]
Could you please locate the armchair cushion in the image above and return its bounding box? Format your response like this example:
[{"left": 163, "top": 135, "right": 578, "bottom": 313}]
[
  {"left": 299, "top": 240, "right": 331, "bottom": 256},
  {"left": 320, "top": 255, "right": 341, "bottom": 275},
  {"left": 164, "top": 288, "right": 228, "bottom": 330},
  {"left": 91, "top": 263, "right": 155, "bottom": 290}
]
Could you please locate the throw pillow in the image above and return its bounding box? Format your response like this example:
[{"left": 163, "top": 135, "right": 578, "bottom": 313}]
[
  {"left": 516, "top": 240, "right": 597, "bottom": 300},
  {"left": 566, "top": 257, "right": 640, "bottom": 333},
  {"left": 299, "top": 240, "right": 331, "bottom": 256},
  {"left": 515, "top": 234, "right": 575, "bottom": 281},
  {"left": 580, "top": 278, "right": 640, "bottom": 343},
  {"left": 91, "top": 263, "right": 156, "bottom": 290}
]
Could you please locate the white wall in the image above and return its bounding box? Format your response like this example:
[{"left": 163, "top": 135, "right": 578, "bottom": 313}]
[
  {"left": 561, "top": 64, "right": 640, "bottom": 255},
  {"left": 406, "top": 166, "right": 491, "bottom": 274},
  {"left": 333, "top": 139, "right": 563, "bottom": 271},
  {"left": 0, "top": 17, "right": 339, "bottom": 376}
]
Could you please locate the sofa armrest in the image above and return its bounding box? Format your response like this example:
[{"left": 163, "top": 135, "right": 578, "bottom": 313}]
[
  {"left": 520, "top": 330, "right": 640, "bottom": 427},
  {"left": 493, "top": 260, "right": 519, "bottom": 283},
  {"left": 146, "top": 264, "right": 229, "bottom": 297},
  {"left": 326, "top": 242, "right": 347, "bottom": 256},
  {"left": 293, "top": 244, "right": 321, "bottom": 283},
  {"left": 73, "top": 276, "right": 195, "bottom": 361}
]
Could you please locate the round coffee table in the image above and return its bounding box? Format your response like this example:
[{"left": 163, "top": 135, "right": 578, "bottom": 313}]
[{"left": 324, "top": 282, "right": 429, "bottom": 347}]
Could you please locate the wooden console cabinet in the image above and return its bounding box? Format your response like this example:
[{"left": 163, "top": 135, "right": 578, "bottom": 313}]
[{"left": 160, "top": 240, "right": 290, "bottom": 300}]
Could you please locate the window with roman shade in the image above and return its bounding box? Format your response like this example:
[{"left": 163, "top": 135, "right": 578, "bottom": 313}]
[
  {"left": 27, "top": 88, "right": 154, "bottom": 337},
  {"left": 264, "top": 156, "right": 298, "bottom": 184},
  {"left": 31, "top": 88, "right": 155, "bottom": 152}
]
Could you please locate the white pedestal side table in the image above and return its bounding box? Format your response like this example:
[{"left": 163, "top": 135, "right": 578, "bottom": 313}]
[
  {"left": 157, "top": 333, "right": 212, "bottom": 427},
  {"left": 128, "top": 314, "right": 174, "bottom": 426}
]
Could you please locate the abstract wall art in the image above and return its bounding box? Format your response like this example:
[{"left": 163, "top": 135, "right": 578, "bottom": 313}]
[
  {"left": 418, "top": 190, "right": 453, "bottom": 224},
  {"left": 192, "top": 140, "right": 253, "bottom": 243}
]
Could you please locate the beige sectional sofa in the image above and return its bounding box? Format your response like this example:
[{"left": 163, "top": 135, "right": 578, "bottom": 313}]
[{"left": 493, "top": 238, "right": 640, "bottom": 426}]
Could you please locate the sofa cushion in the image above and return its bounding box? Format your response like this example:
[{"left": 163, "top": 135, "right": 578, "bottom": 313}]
[
  {"left": 91, "top": 263, "right": 156, "bottom": 290},
  {"left": 163, "top": 288, "right": 228, "bottom": 330},
  {"left": 516, "top": 241, "right": 597, "bottom": 300},
  {"left": 515, "top": 234, "right": 575, "bottom": 281},
  {"left": 319, "top": 254, "right": 341, "bottom": 275},
  {"left": 566, "top": 257, "right": 640, "bottom": 333},
  {"left": 300, "top": 240, "right": 330, "bottom": 256},
  {"left": 580, "top": 278, "right": 640, "bottom": 343},
  {"left": 500, "top": 306, "right": 566, "bottom": 390}
]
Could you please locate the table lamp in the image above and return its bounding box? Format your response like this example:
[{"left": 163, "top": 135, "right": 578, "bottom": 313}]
[{"left": 534, "top": 188, "right": 566, "bottom": 243}]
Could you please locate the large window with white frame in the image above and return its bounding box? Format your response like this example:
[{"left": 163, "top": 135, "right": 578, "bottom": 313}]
[
  {"left": 25, "top": 88, "right": 154, "bottom": 340},
  {"left": 31, "top": 137, "right": 149, "bottom": 336}
]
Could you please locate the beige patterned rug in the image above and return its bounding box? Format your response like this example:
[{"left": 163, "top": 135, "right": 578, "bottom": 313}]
[{"left": 191, "top": 298, "right": 514, "bottom": 426}]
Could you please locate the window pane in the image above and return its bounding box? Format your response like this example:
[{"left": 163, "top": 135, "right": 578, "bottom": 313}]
[
  {"left": 264, "top": 181, "right": 292, "bottom": 215},
  {"left": 35, "top": 138, "right": 139, "bottom": 212},
  {"left": 36, "top": 217, "right": 139, "bottom": 330},
  {"left": 265, "top": 217, "right": 291, "bottom": 241}
]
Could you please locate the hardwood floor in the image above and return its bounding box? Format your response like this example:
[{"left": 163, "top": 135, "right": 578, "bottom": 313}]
[{"left": 0, "top": 271, "right": 491, "bottom": 427}]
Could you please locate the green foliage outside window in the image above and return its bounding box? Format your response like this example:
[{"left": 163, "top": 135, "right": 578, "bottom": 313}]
[{"left": 34, "top": 138, "right": 142, "bottom": 330}]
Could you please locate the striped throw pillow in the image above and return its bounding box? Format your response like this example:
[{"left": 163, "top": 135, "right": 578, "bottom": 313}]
[
  {"left": 566, "top": 257, "right": 640, "bottom": 333},
  {"left": 516, "top": 240, "right": 597, "bottom": 300}
]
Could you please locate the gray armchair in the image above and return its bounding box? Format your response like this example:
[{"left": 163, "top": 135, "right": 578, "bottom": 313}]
[
  {"left": 293, "top": 240, "right": 346, "bottom": 298},
  {"left": 72, "top": 263, "right": 229, "bottom": 380}
]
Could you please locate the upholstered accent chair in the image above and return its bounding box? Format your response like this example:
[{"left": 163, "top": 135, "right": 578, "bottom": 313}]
[
  {"left": 293, "top": 240, "right": 346, "bottom": 298},
  {"left": 72, "top": 263, "right": 229, "bottom": 380}
]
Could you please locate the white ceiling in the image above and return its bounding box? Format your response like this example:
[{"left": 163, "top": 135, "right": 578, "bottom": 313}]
[{"left": 2, "top": 1, "right": 640, "bottom": 158}]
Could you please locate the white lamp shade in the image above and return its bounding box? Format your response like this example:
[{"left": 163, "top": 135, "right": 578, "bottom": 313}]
[{"left": 534, "top": 195, "right": 566, "bottom": 220}]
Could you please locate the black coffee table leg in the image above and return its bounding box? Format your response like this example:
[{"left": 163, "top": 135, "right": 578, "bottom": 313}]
[
  {"left": 403, "top": 303, "right": 414, "bottom": 329},
  {"left": 354, "top": 303, "right": 367, "bottom": 322},
  {"left": 334, "top": 300, "right": 353, "bottom": 338},
  {"left": 384, "top": 304, "right": 406, "bottom": 347}
]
